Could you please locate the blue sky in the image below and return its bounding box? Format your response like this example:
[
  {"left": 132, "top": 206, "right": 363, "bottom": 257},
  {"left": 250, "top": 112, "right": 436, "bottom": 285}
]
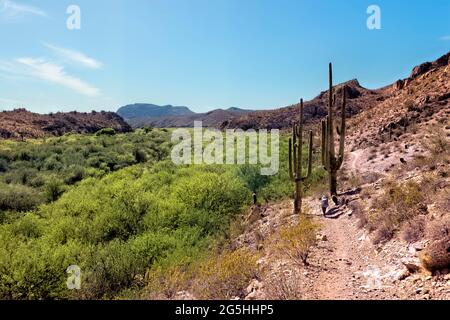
[{"left": 0, "top": 0, "right": 449, "bottom": 114}]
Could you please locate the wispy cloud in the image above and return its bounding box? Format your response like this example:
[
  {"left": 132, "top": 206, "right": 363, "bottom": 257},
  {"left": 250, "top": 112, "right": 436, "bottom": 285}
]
[
  {"left": 0, "top": 0, "right": 47, "bottom": 19},
  {"left": 44, "top": 43, "right": 103, "bottom": 69},
  {"left": 12, "top": 58, "right": 100, "bottom": 97},
  {"left": 440, "top": 35, "right": 450, "bottom": 41}
]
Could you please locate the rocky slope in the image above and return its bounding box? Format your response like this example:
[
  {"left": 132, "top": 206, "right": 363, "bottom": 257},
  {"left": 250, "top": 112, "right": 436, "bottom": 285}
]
[
  {"left": 0, "top": 109, "right": 132, "bottom": 140},
  {"left": 224, "top": 79, "right": 390, "bottom": 130},
  {"left": 225, "top": 51, "right": 450, "bottom": 131}
]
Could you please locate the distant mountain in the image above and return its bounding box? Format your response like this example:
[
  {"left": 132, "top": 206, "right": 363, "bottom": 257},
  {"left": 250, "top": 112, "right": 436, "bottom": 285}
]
[
  {"left": 117, "top": 103, "right": 254, "bottom": 128},
  {"left": 117, "top": 103, "right": 195, "bottom": 121},
  {"left": 226, "top": 107, "right": 252, "bottom": 113},
  {"left": 224, "top": 51, "right": 450, "bottom": 130},
  {"left": 223, "top": 78, "right": 387, "bottom": 130},
  {"left": 0, "top": 109, "right": 132, "bottom": 140}
]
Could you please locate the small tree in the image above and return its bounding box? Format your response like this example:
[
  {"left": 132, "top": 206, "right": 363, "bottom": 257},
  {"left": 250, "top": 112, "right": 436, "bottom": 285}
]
[
  {"left": 96, "top": 128, "right": 116, "bottom": 136},
  {"left": 134, "top": 149, "right": 147, "bottom": 163},
  {"left": 44, "top": 178, "right": 65, "bottom": 202}
]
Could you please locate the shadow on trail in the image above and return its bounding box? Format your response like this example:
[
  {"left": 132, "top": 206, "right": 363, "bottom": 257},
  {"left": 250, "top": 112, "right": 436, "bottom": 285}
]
[
  {"left": 338, "top": 187, "right": 362, "bottom": 197},
  {"left": 324, "top": 206, "right": 346, "bottom": 219}
]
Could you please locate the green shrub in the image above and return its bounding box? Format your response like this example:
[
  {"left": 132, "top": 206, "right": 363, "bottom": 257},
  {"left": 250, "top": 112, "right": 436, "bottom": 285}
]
[
  {"left": 237, "top": 164, "right": 270, "bottom": 193},
  {"left": 0, "top": 159, "right": 8, "bottom": 172},
  {"left": 96, "top": 128, "right": 116, "bottom": 136},
  {"left": 0, "top": 183, "right": 44, "bottom": 212},
  {"left": 0, "top": 132, "right": 326, "bottom": 299},
  {"left": 64, "top": 166, "right": 85, "bottom": 185},
  {"left": 133, "top": 149, "right": 147, "bottom": 163},
  {"left": 44, "top": 178, "right": 66, "bottom": 202}
]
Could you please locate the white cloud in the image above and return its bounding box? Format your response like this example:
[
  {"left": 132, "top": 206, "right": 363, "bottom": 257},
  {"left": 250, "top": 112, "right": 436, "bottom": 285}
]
[
  {"left": 15, "top": 58, "right": 100, "bottom": 97},
  {"left": 440, "top": 35, "right": 450, "bottom": 41},
  {"left": 44, "top": 43, "right": 103, "bottom": 69},
  {"left": 0, "top": 0, "right": 47, "bottom": 19}
]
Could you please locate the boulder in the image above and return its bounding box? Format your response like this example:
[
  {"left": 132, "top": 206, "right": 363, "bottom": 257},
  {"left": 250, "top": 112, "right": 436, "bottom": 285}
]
[
  {"left": 411, "top": 62, "right": 432, "bottom": 79},
  {"left": 402, "top": 260, "right": 422, "bottom": 273},
  {"left": 246, "top": 279, "right": 263, "bottom": 294},
  {"left": 420, "top": 237, "right": 450, "bottom": 272},
  {"left": 394, "top": 79, "right": 405, "bottom": 90}
]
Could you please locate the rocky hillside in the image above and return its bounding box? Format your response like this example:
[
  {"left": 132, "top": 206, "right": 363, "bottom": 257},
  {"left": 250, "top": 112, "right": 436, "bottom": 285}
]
[
  {"left": 224, "top": 79, "right": 390, "bottom": 130},
  {"left": 0, "top": 109, "right": 132, "bottom": 140},
  {"left": 225, "top": 51, "right": 450, "bottom": 131}
]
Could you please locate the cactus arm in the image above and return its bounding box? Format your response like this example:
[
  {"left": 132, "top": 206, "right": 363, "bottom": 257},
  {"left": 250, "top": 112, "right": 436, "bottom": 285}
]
[
  {"left": 324, "top": 117, "right": 330, "bottom": 171},
  {"left": 292, "top": 125, "right": 297, "bottom": 175},
  {"left": 328, "top": 63, "right": 336, "bottom": 162},
  {"left": 288, "top": 138, "right": 294, "bottom": 181},
  {"left": 321, "top": 120, "right": 326, "bottom": 168},
  {"left": 297, "top": 99, "right": 304, "bottom": 180},
  {"left": 293, "top": 124, "right": 297, "bottom": 148},
  {"left": 306, "top": 130, "right": 313, "bottom": 179},
  {"left": 337, "top": 86, "right": 346, "bottom": 168}
]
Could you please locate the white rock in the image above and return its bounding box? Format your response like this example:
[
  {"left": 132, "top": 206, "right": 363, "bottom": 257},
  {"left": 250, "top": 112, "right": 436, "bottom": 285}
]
[{"left": 246, "top": 279, "right": 262, "bottom": 294}]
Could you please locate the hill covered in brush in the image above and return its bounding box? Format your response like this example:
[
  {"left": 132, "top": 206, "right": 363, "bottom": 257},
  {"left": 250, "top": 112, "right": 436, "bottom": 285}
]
[{"left": 0, "top": 109, "right": 132, "bottom": 140}]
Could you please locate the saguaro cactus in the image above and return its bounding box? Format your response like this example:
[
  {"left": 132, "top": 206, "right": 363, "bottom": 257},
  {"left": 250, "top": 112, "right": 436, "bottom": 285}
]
[
  {"left": 289, "top": 99, "right": 313, "bottom": 215},
  {"left": 321, "top": 63, "right": 347, "bottom": 197}
]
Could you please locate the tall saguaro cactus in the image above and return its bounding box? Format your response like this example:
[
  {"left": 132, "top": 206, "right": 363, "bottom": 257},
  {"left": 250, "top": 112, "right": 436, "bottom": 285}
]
[
  {"left": 321, "top": 63, "right": 347, "bottom": 197},
  {"left": 289, "top": 99, "right": 313, "bottom": 215}
]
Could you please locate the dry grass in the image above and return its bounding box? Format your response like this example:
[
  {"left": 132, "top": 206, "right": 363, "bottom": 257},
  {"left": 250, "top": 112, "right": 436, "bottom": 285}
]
[
  {"left": 368, "top": 180, "right": 426, "bottom": 244},
  {"left": 144, "top": 264, "right": 192, "bottom": 300},
  {"left": 264, "top": 269, "right": 304, "bottom": 300},
  {"left": 400, "top": 215, "right": 426, "bottom": 243},
  {"left": 426, "top": 216, "right": 450, "bottom": 242},
  {"left": 192, "top": 248, "right": 260, "bottom": 300},
  {"left": 372, "top": 224, "right": 395, "bottom": 245},
  {"left": 421, "top": 125, "right": 450, "bottom": 158},
  {"left": 274, "top": 214, "right": 320, "bottom": 266},
  {"left": 143, "top": 248, "right": 260, "bottom": 300}
]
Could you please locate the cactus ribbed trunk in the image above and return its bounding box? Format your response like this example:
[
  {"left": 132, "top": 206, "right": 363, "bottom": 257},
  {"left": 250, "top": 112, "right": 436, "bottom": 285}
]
[
  {"left": 328, "top": 64, "right": 337, "bottom": 197},
  {"left": 289, "top": 99, "right": 313, "bottom": 215},
  {"left": 321, "top": 63, "right": 347, "bottom": 197}
]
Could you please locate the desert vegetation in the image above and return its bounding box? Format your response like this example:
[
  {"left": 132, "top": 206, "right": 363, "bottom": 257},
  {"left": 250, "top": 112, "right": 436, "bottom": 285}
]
[
  {"left": 0, "top": 128, "right": 327, "bottom": 300},
  {"left": 0, "top": 129, "right": 171, "bottom": 218}
]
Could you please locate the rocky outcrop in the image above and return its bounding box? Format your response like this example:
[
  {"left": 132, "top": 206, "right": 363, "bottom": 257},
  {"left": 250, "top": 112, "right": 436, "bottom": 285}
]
[
  {"left": 410, "top": 62, "right": 433, "bottom": 79},
  {"left": 394, "top": 79, "right": 405, "bottom": 90},
  {"left": 410, "top": 52, "right": 450, "bottom": 79}
]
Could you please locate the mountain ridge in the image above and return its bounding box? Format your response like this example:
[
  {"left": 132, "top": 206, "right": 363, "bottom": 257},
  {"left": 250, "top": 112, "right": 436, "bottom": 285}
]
[
  {"left": 224, "top": 51, "right": 450, "bottom": 130},
  {"left": 117, "top": 103, "right": 255, "bottom": 128}
]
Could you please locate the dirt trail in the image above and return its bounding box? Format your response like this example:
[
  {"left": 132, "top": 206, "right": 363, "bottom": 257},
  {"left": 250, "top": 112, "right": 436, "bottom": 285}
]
[
  {"left": 241, "top": 196, "right": 449, "bottom": 300},
  {"left": 303, "top": 197, "right": 402, "bottom": 300},
  {"left": 311, "top": 212, "right": 356, "bottom": 300},
  {"left": 240, "top": 150, "right": 449, "bottom": 300}
]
